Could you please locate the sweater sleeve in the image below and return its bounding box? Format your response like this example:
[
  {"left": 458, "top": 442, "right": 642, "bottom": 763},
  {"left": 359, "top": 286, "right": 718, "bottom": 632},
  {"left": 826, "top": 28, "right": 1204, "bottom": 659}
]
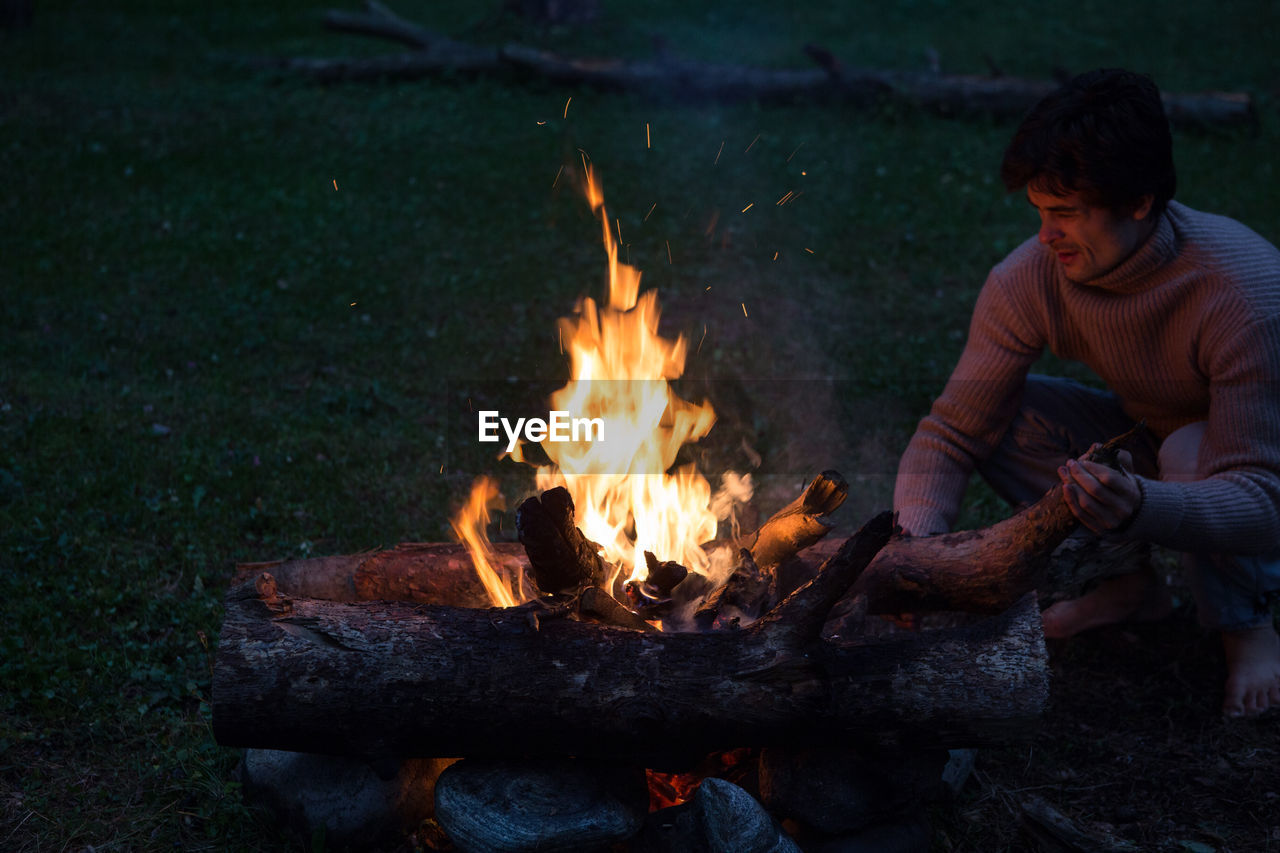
[
  {"left": 894, "top": 261, "right": 1045, "bottom": 535},
  {"left": 1124, "top": 313, "right": 1280, "bottom": 553}
]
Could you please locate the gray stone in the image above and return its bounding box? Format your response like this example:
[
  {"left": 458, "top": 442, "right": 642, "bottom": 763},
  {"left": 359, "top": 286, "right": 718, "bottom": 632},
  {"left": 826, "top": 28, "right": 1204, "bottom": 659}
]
[
  {"left": 240, "top": 749, "right": 448, "bottom": 849},
  {"left": 633, "top": 777, "right": 803, "bottom": 853},
  {"left": 695, "top": 778, "right": 802, "bottom": 853},
  {"left": 941, "top": 748, "right": 978, "bottom": 795},
  {"left": 433, "top": 757, "right": 648, "bottom": 853}
]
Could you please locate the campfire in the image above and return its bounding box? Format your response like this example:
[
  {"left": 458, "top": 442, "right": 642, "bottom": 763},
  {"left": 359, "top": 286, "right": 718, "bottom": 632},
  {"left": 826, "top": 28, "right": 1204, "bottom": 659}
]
[
  {"left": 451, "top": 163, "right": 741, "bottom": 623},
  {"left": 207, "top": 160, "right": 1148, "bottom": 851}
]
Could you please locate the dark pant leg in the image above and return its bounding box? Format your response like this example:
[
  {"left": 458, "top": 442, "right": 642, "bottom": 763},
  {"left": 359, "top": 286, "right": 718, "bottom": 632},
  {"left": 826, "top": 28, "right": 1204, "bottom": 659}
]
[{"left": 978, "top": 375, "right": 1158, "bottom": 508}]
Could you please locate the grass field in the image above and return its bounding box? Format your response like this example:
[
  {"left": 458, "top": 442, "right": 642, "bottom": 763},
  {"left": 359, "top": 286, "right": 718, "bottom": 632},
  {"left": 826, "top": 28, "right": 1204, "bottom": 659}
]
[{"left": 3, "top": 1, "right": 1280, "bottom": 850}]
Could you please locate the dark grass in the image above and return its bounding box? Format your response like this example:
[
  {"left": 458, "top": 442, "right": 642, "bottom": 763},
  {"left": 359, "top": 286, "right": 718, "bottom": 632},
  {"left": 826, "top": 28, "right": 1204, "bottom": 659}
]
[{"left": 4, "top": 1, "right": 1280, "bottom": 850}]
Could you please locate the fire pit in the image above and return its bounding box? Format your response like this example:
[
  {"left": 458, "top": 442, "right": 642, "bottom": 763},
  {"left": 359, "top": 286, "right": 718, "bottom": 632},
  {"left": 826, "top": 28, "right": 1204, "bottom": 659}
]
[{"left": 210, "top": 164, "right": 1080, "bottom": 850}]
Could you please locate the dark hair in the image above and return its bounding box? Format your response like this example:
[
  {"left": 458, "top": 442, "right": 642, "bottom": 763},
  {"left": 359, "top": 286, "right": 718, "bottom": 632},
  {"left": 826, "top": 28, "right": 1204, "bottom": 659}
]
[{"left": 1001, "top": 68, "right": 1176, "bottom": 217}]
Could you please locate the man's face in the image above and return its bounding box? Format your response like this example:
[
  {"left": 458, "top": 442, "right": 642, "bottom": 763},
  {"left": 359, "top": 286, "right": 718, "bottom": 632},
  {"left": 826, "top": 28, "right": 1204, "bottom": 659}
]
[{"left": 1027, "top": 186, "right": 1156, "bottom": 284}]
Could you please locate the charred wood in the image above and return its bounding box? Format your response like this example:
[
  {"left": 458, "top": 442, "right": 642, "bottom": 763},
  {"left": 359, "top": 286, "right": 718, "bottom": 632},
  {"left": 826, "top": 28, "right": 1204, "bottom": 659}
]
[
  {"left": 694, "top": 548, "right": 771, "bottom": 630},
  {"left": 516, "top": 485, "right": 611, "bottom": 593}
]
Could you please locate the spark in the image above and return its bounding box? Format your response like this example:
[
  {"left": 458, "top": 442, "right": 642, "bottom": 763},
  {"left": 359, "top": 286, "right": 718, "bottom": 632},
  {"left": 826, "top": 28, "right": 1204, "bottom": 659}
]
[
  {"left": 644, "top": 202, "right": 657, "bottom": 221},
  {"left": 744, "top": 133, "right": 761, "bottom": 154},
  {"left": 787, "top": 142, "right": 804, "bottom": 162},
  {"left": 705, "top": 285, "right": 711, "bottom": 291},
  {"left": 741, "top": 203, "right": 754, "bottom": 213},
  {"left": 741, "top": 302, "right": 749, "bottom": 317},
  {"left": 332, "top": 179, "right": 338, "bottom": 191},
  {"left": 552, "top": 165, "right": 564, "bottom": 188},
  {"left": 350, "top": 302, "right": 357, "bottom": 306},
  {"left": 537, "top": 120, "right": 547, "bottom": 125},
  {"left": 440, "top": 464, "right": 445, "bottom": 473},
  {"left": 773, "top": 251, "right": 779, "bottom": 261},
  {"left": 804, "top": 248, "right": 815, "bottom": 254},
  {"left": 646, "top": 123, "right": 651, "bottom": 149},
  {"left": 616, "top": 217, "right": 624, "bottom": 245},
  {"left": 666, "top": 240, "right": 673, "bottom": 264},
  {"left": 776, "top": 190, "right": 795, "bottom": 205},
  {"left": 559, "top": 326, "right": 563, "bottom": 354},
  {"left": 714, "top": 140, "right": 725, "bottom": 164},
  {"left": 697, "top": 323, "right": 707, "bottom": 354},
  {"left": 564, "top": 97, "right": 572, "bottom": 118}
]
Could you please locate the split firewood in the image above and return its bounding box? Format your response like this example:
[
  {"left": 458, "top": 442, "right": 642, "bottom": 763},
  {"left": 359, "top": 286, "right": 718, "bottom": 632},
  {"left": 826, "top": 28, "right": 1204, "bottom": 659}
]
[
  {"left": 578, "top": 586, "right": 659, "bottom": 633},
  {"left": 623, "top": 551, "right": 690, "bottom": 621},
  {"left": 693, "top": 549, "right": 771, "bottom": 630},
  {"left": 685, "top": 471, "right": 848, "bottom": 630},
  {"left": 516, "top": 485, "right": 611, "bottom": 594},
  {"left": 739, "top": 470, "right": 848, "bottom": 571},
  {"left": 851, "top": 424, "right": 1147, "bottom": 616},
  {"left": 227, "top": 2, "right": 1256, "bottom": 126},
  {"left": 641, "top": 551, "right": 689, "bottom": 595}
]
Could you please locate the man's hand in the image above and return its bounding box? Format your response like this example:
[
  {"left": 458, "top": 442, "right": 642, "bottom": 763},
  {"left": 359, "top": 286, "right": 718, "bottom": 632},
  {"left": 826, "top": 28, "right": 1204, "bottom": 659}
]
[{"left": 1058, "top": 445, "right": 1142, "bottom": 534}]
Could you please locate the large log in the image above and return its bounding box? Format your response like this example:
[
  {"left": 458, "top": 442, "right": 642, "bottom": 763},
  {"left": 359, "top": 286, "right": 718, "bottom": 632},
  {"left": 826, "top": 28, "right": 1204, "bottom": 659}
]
[
  {"left": 224, "top": 2, "right": 1255, "bottom": 126},
  {"left": 211, "top": 513, "right": 1049, "bottom": 760}
]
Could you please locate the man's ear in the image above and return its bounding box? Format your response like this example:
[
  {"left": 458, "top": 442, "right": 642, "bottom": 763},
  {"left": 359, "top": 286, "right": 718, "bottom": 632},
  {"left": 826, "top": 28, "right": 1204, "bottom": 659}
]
[{"left": 1131, "top": 194, "right": 1155, "bottom": 221}]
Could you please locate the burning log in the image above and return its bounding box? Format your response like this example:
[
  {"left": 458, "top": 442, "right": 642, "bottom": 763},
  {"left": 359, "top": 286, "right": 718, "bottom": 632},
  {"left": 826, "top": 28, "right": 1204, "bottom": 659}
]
[
  {"left": 689, "top": 470, "right": 847, "bottom": 630},
  {"left": 852, "top": 425, "right": 1147, "bottom": 616},
  {"left": 516, "top": 485, "right": 611, "bottom": 593},
  {"left": 693, "top": 548, "right": 771, "bottom": 630},
  {"left": 230, "top": 2, "right": 1257, "bottom": 127},
  {"left": 211, "top": 512, "right": 1050, "bottom": 760},
  {"left": 740, "top": 469, "right": 847, "bottom": 571}
]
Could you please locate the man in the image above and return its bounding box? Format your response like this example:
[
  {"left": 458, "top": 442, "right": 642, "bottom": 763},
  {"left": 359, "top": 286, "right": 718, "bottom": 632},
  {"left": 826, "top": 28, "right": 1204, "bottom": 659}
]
[{"left": 893, "top": 68, "right": 1280, "bottom": 717}]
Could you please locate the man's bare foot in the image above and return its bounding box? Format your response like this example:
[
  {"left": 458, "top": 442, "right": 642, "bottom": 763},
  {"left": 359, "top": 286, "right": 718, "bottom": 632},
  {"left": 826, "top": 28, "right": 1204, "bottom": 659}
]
[
  {"left": 1221, "top": 624, "right": 1280, "bottom": 718},
  {"left": 1041, "top": 571, "right": 1173, "bottom": 639}
]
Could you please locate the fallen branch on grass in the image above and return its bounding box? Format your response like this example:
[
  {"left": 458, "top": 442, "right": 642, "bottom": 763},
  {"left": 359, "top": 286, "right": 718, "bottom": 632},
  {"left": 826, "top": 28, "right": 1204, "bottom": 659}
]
[{"left": 226, "top": 1, "right": 1255, "bottom": 125}]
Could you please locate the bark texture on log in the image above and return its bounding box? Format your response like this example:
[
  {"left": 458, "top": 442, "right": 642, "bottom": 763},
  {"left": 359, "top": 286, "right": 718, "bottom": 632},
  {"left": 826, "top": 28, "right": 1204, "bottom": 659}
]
[
  {"left": 212, "top": 513, "right": 1049, "bottom": 758},
  {"left": 228, "top": 3, "right": 1254, "bottom": 126},
  {"left": 234, "top": 541, "right": 527, "bottom": 606},
  {"left": 851, "top": 426, "right": 1146, "bottom": 616}
]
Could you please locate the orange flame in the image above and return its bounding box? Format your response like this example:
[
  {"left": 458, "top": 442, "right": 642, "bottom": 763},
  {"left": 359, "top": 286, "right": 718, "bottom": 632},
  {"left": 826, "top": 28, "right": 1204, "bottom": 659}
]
[
  {"left": 449, "top": 476, "right": 522, "bottom": 608},
  {"left": 452, "top": 164, "right": 747, "bottom": 605},
  {"left": 532, "top": 166, "right": 720, "bottom": 587}
]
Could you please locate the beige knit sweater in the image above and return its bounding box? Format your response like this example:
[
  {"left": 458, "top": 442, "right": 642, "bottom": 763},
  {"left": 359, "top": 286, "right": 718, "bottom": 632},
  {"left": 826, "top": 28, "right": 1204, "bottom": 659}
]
[{"left": 894, "top": 201, "right": 1280, "bottom": 554}]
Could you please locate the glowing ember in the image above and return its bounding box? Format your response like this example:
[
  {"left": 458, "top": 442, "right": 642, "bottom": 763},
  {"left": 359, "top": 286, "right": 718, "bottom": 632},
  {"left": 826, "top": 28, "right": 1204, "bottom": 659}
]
[
  {"left": 646, "top": 749, "right": 755, "bottom": 811},
  {"left": 452, "top": 164, "right": 746, "bottom": 604}
]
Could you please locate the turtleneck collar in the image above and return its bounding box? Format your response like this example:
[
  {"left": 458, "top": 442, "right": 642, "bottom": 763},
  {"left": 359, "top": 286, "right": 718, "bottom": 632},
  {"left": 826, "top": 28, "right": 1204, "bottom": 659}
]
[{"left": 1063, "top": 201, "right": 1181, "bottom": 294}]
